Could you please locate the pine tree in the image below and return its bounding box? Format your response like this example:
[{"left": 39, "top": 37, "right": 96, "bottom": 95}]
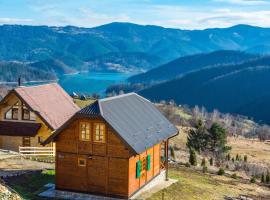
[
  {"left": 189, "top": 148, "right": 197, "bottom": 166},
  {"left": 201, "top": 158, "right": 206, "bottom": 166},
  {"left": 209, "top": 157, "right": 213, "bottom": 166},
  {"left": 244, "top": 155, "right": 247, "bottom": 162},
  {"left": 261, "top": 173, "right": 265, "bottom": 183},
  {"left": 266, "top": 171, "right": 270, "bottom": 183},
  {"left": 236, "top": 154, "right": 239, "bottom": 161}
]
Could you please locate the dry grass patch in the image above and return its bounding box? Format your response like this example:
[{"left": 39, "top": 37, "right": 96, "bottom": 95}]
[{"left": 148, "top": 166, "right": 270, "bottom": 200}]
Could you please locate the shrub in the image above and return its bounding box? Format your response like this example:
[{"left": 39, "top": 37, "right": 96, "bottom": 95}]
[
  {"left": 226, "top": 164, "right": 229, "bottom": 169},
  {"left": 236, "top": 154, "right": 239, "bottom": 161},
  {"left": 209, "top": 158, "right": 213, "bottom": 166},
  {"left": 244, "top": 155, "right": 247, "bottom": 162},
  {"left": 202, "top": 166, "right": 208, "bottom": 173},
  {"left": 170, "top": 146, "right": 175, "bottom": 160},
  {"left": 185, "top": 162, "right": 191, "bottom": 168},
  {"left": 189, "top": 148, "right": 197, "bottom": 166},
  {"left": 231, "top": 173, "right": 237, "bottom": 179},
  {"left": 227, "top": 153, "right": 231, "bottom": 161},
  {"left": 201, "top": 158, "right": 206, "bottom": 166},
  {"left": 250, "top": 176, "right": 256, "bottom": 183},
  {"left": 232, "top": 158, "right": 235, "bottom": 162},
  {"left": 217, "top": 168, "right": 225, "bottom": 176},
  {"left": 266, "top": 171, "right": 270, "bottom": 183},
  {"left": 261, "top": 173, "right": 265, "bottom": 183}
]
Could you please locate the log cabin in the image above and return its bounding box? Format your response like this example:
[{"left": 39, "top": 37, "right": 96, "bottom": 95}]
[
  {"left": 44, "top": 93, "right": 178, "bottom": 199},
  {"left": 0, "top": 83, "right": 80, "bottom": 152}
]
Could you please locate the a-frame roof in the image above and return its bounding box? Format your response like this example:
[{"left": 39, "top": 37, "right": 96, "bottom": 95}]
[
  {"left": 0, "top": 83, "right": 80, "bottom": 130},
  {"left": 46, "top": 93, "right": 178, "bottom": 154}
]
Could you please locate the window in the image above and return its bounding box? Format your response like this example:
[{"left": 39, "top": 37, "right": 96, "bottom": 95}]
[
  {"left": 80, "top": 123, "right": 90, "bottom": 141},
  {"left": 94, "top": 123, "right": 105, "bottom": 143},
  {"left": 22, "top": 103, "right": 36, "bottom": 121},
  {"left": 5, "top": 102, "right": 19, "bottom": 120},
  {"left": 22, "top": 137, "right": 31, "bottom": 147},
  {"left": 78, "top": 158, "right": 86, "bottom": 167}
]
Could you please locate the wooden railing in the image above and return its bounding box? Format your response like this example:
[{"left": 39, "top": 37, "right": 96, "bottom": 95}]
[{"left": 19, "top": 146, "right": 55, "bottom": 157}]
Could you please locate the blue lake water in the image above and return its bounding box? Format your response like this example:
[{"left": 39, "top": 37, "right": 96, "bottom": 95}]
[{"left": 58, "top": 72, "right": 131, "bottom": 96}]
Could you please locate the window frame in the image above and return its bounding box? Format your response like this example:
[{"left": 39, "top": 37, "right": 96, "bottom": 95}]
[
  {"left": 93, "top": 123, "right": 106, "bottom": 143},
  {"left": 22, "top": 103, "right": 36, "bottom": 121},
  {"left": 5, "top": 102, "right": 19, "bottom": 120},
  {"left": 79, "top": 122, "right": 91, "bottom": 141}
]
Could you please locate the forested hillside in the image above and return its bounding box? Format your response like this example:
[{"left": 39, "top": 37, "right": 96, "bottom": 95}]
[
  {"left": 128, "top": 51, "right": 258, "bottom": 83},
  {"left": 139, "top": 56, "right": 270, "bottom": 124}
]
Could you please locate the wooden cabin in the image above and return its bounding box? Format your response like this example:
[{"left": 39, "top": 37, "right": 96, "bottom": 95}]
[
  {"left": 44, "top": 93, "right": 178, "bottom": 199},
  {"left": 0, "top": 83, "right": 80, "bottom": 152}
]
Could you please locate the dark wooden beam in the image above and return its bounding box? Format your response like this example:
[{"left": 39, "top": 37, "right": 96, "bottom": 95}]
[{"left": 165, "top": 139, "right": 169, "bottom": 181}]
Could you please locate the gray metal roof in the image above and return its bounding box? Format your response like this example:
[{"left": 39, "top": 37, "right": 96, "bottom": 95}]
[{"left": 78, "top": 93, "right": 178, "bottom": 154}]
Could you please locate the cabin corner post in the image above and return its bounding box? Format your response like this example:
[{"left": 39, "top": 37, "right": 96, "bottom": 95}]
[{"left": 165, "top": 139, "right": 169, "bottom": 181}]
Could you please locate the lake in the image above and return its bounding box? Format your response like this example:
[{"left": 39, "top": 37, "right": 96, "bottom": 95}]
[{"left": 58, "top": 72, "right": 131, "bottom": 96}]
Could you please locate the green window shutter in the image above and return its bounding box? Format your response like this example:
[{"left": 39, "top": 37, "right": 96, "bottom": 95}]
[
  {"left": 147, "top": 155, "right": 151, "bottom": 171},
  {"left": 136, "top": 160, "right": 142, "bottom": 178}
]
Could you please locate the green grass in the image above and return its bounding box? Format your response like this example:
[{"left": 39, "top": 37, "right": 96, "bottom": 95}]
[
  {"left": 73, "top": 98, "right": 95, "bottom": 108},
  {"left": 6, "top": 170, "right": 55, "bottom": 200},
  {"left": 147, "top": 166, "right": 270, "bottom": 200},
  {"left": 174, "top": 108, "right": 192, "bottom": 120}
]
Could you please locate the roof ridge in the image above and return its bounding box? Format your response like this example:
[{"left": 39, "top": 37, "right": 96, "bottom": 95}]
[
  {"left": 100, "top": 93, "right": 137, "bottom": 102},
  {"left": 15, "top": 82, "right": 58, "bottom": 89}
]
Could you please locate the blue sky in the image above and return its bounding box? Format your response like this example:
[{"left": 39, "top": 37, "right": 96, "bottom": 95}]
[{"left": 0, "top": 0, "right": 270, "bottom": 29}]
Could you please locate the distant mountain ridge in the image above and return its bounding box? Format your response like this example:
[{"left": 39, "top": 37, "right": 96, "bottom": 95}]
[
  {"left": 139, "top": 55, "right": 270, "bottom": 124},
  {"left": 1, "top": 23, "right": 270, "bottom": 82},
  {"left": 128, "top": 50, "right": 259, "bottom": 83}
]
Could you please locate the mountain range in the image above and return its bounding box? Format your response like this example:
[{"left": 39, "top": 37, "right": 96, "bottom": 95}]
[{"left": 1, "top": 23, "right": 270, "bottom": 82}]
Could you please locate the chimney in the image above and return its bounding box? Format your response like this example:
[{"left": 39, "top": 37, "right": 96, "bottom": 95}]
[{"left": 18, "top": 77, "right": 21, "bottom": 87}]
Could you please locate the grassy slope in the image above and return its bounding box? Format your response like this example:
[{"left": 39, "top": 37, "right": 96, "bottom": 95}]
[
  {"left": 148, "top": 166, "right": 270, "bottom": 200},
  {"left": 6, "top": 170, "right": 55, "bottom": 200},
  {"left": 73, "top": 98, "right": 95, "bottom": 108}
]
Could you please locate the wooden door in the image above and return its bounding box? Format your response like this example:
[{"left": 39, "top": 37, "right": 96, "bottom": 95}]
[
  {"left": 87, "top": 156, "right": 108, "bottom": 194},
  {"left": 22, "top": 137, "right": 31, "bottom": 147}
]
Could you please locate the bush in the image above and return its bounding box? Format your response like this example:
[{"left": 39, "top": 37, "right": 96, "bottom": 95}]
[
  {"left": 236, "top": 154, "right": 239, "bottom": 161},
  {"left": 202, "top": 166, "right": 208, "bottom": 173},
  {"left": 232, "top": 158, "right": 235, "bottom": 162},
  {"left": 231, "top": 173, "right": 237, "bottom": 179},
  {"left": 217, "top": 168, "right": 225, "bottom": 176},
  {"left": 250, "top": 176, "right": 256, "bottom": 183},
  {"left": 170, "top": 146, "right": 175, "bottom": 160},
  {"left": 266, "top": 171, "right": 270, "bottom": 183},
  {"left": 185, "top": 162, "right": 191, "bottom": 168},
  {"left": 261, "top": 173, "right": 265, "bottom": 183},
  {"left": 244, "top": 155, "right": 248, "bottom": 162},
  {"left": 226, "top": 164, "right": 229, "bottom": 169},
  {"left": 209, "top": 158, "right": 213, "bottom": 166},
  {"left": 201, "top": 158, "right": 206, "bottom": 166},
  {"left": 189, "top": 148, "right": 197, "bottom": 166},
  {"left": 226, "top": 153, "right": 231, "bottom": 161}
]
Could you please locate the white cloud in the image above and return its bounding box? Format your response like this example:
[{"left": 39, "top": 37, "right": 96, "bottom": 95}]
[
  {"left": 213, "top": 0, "right": 270, "bottom": 5},
  {"left": 0, "top": 18, "right": 33, "bottom": 24}
]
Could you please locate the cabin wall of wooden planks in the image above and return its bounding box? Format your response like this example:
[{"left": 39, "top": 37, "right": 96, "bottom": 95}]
[
  {"left": 55, "top": 117, "right": 132, "bottom": 198},
  {"left": 128, "top": 143, "right": 161, "bottom": 196},
  {"left": 55, "top": 117, "right": 162, "bottom": 198}
]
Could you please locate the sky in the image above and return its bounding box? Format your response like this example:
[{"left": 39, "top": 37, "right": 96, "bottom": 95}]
[{"left": 0, "top": 0, "right": 270, "bottom": 29}]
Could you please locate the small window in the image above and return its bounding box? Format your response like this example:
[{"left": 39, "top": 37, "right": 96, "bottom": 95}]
[
  {"left": 80, "top": 123, "right": 90, "bottom": 141},
  {"left": 22, "top": 137, "right": 31, "bottom": 147},
  {"left": 5, "top": 102, "right": 19, "bottom": 120},
  {"left": 22, "top": 103, "right": 36, "bottom": 121},
  {"left": 78, "top": 158, "right": 86, "bottom": 167},
  {"left": 94, "top": 123, "right": 105, "bottom": 143}
]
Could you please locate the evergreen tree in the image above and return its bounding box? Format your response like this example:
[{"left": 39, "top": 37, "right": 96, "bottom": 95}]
[
  {"left": 208, "top": 123, "right": 231, "bottom": 159},
  {"left": 189, "top": 148, "right": 197, "bottom": 166},
  {"left": 244, "top": 155, "right": 247, "bottom": 162},
  {"left": 209, "top": 157, "right": 213, "bottom": 166},
  {"left": 170, "top": 146, "right": 175, "bottom": 160},
  {"left": 261, "top": 173, "right": 265, "bottom": 183},
  {"left": 201, "top": 158, "right": 206, "bottom": 166},
  {"left": 236, "top": 154, "right": 239, "bottom": 161},
  {"left": 266, "top": 171, "right": 270, "bottom": 183}
]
